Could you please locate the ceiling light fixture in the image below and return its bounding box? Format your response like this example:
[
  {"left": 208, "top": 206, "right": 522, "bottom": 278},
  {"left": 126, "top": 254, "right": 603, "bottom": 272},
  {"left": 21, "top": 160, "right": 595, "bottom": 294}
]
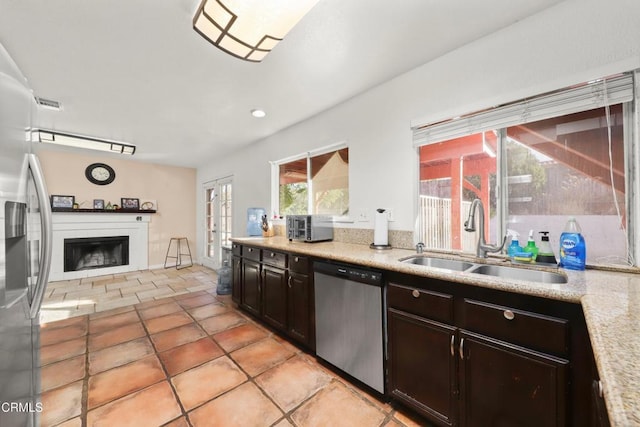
[
  {"left": 193, "top": 0, "right": 319, "bottom": 62},
  {"left": 34, "top": 130, "right": 136, "bottom": 155},
  {"left": 251, "top": 109, "right": 266, "bottom": 118}
]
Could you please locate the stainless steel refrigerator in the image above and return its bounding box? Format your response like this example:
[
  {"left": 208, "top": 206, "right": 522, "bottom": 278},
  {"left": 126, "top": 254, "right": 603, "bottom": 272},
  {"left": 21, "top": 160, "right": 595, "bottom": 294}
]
[{"left": 0, "top": 44, "right": 52, "bottom": 427}]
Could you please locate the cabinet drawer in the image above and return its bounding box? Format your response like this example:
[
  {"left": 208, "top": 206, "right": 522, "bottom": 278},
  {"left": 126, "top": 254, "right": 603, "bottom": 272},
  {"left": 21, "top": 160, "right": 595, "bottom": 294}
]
[
  {"left": 262, "top": 250, "right": 287, "bottom": 269},
  {"left": 232, "top": 243, "right": 242, "bottom": 256},
  {"left": 289, "top": 255, "right": 310, "bottom": 274},
  {"left": 244, "top": 246, "right": 261, "bottom": 262},
  {"left": 461, "top": 299, "right": 568, "bottom": 356},
  {"left": 387, "top": 283, "right": 453, "bottom": 324}
]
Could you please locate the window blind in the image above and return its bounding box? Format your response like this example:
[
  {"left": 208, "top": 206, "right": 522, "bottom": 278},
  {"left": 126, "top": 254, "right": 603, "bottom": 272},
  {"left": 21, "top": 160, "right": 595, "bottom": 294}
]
[{"left": 412, "top": 73, "right": 634, "bottom": 147}]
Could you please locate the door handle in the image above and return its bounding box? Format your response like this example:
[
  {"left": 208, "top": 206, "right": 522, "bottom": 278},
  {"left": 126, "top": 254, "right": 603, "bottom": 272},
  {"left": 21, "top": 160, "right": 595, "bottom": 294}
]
[{"left": 28, "top": 154, "right": 52, "bottom": 319}]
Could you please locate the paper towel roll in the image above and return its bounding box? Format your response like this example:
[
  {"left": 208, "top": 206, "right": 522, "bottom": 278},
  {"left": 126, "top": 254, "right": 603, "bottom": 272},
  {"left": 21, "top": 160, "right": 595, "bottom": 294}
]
[{"left": 373, "top": 209, "right": 388, "bottom": 246}]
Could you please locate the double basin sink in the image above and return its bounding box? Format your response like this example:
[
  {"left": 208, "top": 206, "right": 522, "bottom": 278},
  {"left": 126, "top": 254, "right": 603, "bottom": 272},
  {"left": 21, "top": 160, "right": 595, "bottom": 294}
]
[{"left": 401, "top": 255, "right": 567, "bottom": 284}]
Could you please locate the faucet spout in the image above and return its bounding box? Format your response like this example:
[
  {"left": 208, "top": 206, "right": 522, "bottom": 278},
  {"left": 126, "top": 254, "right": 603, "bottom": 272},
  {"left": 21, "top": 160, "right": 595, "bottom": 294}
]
[{"left": 464, "top": 198, "right": 507, "bottom": 258}]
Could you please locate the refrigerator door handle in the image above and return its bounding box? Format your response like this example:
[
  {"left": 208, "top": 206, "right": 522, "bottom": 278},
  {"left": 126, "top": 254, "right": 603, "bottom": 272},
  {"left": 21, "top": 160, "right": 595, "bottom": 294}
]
[{"left": 27, "top": 154, "right": 52, "bottom": 319}]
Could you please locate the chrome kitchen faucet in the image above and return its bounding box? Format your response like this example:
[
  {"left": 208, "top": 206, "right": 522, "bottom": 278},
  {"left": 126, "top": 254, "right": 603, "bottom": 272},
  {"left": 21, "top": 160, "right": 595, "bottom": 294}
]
[{"left": 464, "top": 199, "right": 507, "bottom": 258}]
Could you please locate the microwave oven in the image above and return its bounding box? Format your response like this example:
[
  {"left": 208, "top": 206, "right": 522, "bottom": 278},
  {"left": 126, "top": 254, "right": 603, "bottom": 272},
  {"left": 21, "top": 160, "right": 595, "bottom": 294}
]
[{"left": 286, "top": 215, "right": 334, "bottom": 242}]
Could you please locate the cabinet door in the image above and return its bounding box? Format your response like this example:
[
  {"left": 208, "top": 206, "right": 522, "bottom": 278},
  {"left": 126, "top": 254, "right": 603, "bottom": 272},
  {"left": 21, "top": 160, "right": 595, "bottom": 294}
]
[
  {"left": 262, "top": 265, "right": 287, "bottom": 330},
  {"left": 241, "top": 260, "right": 261, "bottom": 316},
  {"left": 232, "top": 255, "right": 242, "bottom": 304},
  {"left": 287, "top": 271, "right": 311, "bottom": 347},
  {"left": 387, "top": 308, "right": 458, "bottom": 427},
  {"left": 459, "top": 331, "right": 568, "bottom": 427}
]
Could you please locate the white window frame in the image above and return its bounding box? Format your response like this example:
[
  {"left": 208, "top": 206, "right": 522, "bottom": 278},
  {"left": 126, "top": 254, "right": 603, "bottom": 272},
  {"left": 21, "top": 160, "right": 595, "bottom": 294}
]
[
  {"left": 413, "top": 72, "right": 639, "bottom": 266},
  {"left": 270, "top": 141, "right": 350, "bottom": 220}
]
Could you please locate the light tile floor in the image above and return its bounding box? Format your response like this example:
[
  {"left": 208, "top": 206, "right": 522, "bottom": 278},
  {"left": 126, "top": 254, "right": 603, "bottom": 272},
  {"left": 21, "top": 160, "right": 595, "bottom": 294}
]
[
  {"left": 39, "top": 266, "right": 431, "bottom": 427},
  {"left": 40, "top": 265, "right": 218, "bottom": 324}
]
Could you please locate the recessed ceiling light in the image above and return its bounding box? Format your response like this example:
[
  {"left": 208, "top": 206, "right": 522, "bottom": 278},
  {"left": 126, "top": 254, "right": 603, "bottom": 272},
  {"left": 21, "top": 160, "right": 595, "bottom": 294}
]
[{"left": 251, "top": 109, "right": 266, "bottom": 118}]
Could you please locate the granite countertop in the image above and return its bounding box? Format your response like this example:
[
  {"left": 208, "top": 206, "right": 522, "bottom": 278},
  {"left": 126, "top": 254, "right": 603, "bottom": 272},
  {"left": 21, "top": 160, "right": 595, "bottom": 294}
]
[{"left": 231, "top": 236, "right": 640, "bottom": 427}]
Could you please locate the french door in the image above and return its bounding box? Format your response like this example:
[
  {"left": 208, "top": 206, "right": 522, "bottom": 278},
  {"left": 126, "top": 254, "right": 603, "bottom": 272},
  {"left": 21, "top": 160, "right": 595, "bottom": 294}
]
[{"left": 205, "top": 176, "right": 233, "bottom": 267}]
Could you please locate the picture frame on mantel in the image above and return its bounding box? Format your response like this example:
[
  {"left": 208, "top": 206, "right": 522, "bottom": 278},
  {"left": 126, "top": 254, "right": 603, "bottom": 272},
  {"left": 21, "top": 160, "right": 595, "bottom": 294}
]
[
  {"left": 93, "top": 199, "right": 105, "bottom": 210},
  {"left": 50, "top": 195, "right": 75, "bottom": 209},
  {"left": 140, "top": 199, "right": 156, "bottom": 211},
  {"left": 120, "top": 198, "right": 140, "bottom": 210}
]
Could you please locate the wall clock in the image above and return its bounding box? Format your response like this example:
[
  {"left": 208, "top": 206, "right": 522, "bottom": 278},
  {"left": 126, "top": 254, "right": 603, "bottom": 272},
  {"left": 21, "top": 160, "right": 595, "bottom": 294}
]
[{"left": 85, "top": 163, "right": 116, "bottom": 185}]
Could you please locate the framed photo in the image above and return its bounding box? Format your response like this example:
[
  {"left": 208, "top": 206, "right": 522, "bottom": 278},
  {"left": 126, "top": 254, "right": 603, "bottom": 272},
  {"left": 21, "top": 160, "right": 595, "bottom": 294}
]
[
  {"left": 50, "top": 195, "right": 75, "bottom": 209},
  {"left": 93, "top": 199, "right": 105, "bottom": 210},
  {"left": 120, "top": 198, "right": 140, "bottom": 210},
  {"left": 140, "top": 199, "right": 157, "bottom": 211}
]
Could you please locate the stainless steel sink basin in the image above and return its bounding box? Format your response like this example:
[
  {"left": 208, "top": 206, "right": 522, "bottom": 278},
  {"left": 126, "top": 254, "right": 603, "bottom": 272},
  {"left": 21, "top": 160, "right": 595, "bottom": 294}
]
[
  {"left": 401, "top": 256, "right": 475, "bottom": 272},
  {"left": 467, "top": 264, "right": 567, "bottom": 284}
]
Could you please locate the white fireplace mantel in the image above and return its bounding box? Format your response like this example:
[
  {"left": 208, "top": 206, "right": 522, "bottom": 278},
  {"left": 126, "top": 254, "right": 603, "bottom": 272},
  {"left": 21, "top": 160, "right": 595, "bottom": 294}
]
[{"left": 50, "top": 212, "right": 151, "bottom": 281}]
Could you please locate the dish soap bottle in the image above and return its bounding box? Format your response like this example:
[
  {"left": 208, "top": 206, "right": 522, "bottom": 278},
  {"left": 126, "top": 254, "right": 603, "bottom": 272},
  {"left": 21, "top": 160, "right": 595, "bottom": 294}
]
[
  {"left": 522, "top": 229, "right": 539, "bottom": 261},
  {"left": 536, "top": 231, "right": 557, "bottom": 265},
  {"left": 559, "top": 217, "right": 586, "bottom": 270},
  {"left": 507, "top": 230, "right": 523, "bottom": 259}
]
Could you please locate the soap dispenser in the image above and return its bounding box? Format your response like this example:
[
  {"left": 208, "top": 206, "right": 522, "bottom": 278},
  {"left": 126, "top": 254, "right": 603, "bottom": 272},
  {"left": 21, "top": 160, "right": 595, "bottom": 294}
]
[
  {"left": 537, "top": 231, "right": 557, "bottom": 265},
  {"left": 522, "top": 229, "right": 539, "bottom": 261}
]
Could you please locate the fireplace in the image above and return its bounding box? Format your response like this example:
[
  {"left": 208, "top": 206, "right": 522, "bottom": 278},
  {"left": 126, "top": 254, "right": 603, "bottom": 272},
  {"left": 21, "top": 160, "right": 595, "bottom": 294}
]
[
  {"left": 64, "top": 236, "right": 130, "bottom": 272},
  {"left": 51, "top": 212, "right": 150, "bottom": 281}
]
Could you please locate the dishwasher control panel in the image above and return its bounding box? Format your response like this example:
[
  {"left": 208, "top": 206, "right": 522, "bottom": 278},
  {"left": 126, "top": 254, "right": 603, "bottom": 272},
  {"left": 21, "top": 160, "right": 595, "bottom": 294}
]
[{"left": 314, "top": 261, "right": 383, "bottom": 286}]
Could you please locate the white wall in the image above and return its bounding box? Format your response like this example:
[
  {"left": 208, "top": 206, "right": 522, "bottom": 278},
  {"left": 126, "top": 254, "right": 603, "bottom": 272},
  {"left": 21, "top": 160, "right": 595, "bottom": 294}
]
[{"left": 196, "top": 0, "right": 640, "bottom": 257}]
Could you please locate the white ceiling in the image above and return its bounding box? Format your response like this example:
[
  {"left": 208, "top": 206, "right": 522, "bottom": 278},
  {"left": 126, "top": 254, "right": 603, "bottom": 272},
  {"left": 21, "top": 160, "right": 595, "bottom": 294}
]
[{"left": 0, "top": 0, "right": 564, "bottom": 167}]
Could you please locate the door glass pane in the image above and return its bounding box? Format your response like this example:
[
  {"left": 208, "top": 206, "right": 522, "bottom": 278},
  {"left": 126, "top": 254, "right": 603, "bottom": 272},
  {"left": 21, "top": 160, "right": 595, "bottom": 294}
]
[
  {"left": 419, "top": 131, "right": 498, "bottom": 253},
  {"left": 220, "top": 182, "right": 232, "bottom": 248},
  {"left": 505, "top": 104, "right": 627, "bottom": 265},
  {"left": 206, "top": 188, "right": 215, "bottom": 259}
]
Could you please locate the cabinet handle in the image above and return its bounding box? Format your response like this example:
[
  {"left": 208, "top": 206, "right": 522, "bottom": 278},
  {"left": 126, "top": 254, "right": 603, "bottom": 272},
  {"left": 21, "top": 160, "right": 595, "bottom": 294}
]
[
  {"left": 270, "top": 252, "right": 276, "bottom": 257},
  {"left": 411, "top": 289, "right": 420, "bottom": 298},
  {"left": 503, "top": 310, "right": 515, "bottom": 321},
  {"left": 294, "top": 256, "right": 299, "bottom": 262},
  {"left": 450, "top": 335, "right": 455, "bottom": 356},
  {"left": 459, "top": 338, "right": 465, "bottom": 360},
  {"left": 288, "top": 276, "right": 293, "bottom": 288},
  {"left": 598, "top": 380, "right": 604, "bottom": 398},
  {"left": 248, "top": 248, "right": 253, "bottom": 252}
]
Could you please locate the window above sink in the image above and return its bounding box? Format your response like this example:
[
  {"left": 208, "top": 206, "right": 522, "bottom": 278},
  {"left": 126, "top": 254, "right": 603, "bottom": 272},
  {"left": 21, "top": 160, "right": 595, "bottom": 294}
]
[{"left": 413, "top": 73, "right": 637, "bottom": 268}]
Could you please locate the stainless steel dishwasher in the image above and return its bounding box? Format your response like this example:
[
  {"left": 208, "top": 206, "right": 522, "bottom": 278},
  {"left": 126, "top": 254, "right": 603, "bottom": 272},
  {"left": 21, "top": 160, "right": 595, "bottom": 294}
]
[{"left": 314, "top": 261, "right": 384, "bottom": 393}]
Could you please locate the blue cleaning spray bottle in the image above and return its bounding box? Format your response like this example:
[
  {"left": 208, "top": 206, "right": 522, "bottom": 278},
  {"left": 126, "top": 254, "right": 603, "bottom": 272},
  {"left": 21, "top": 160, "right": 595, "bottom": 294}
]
[{"left": 507, "top": 230, "right": 522, "bottom": 259}]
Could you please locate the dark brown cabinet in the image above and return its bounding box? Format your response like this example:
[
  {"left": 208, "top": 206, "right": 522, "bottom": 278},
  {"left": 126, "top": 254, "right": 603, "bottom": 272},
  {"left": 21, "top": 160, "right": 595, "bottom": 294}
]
[
  {"left": 231, "top": 244, "right": 242, "bottom": 304},
  {"left": 231, "top": 244, "right": 314, "bottom": 349},
  {"left": 459, "top": 331, "right": 568, "bottom": 427},
  {"left": 241, "top": 259, "right": 261, "bottom": 316},
  {"left": 386, "top": 273, "right": 590, "bottom": 427},
  {"left": 287, "top": 272, "right": 315, "bottom": 348},
  {"left": 387, "top": 308, "right": 457, "bottom": 426},
  {"left": 262, "top": 264, "right": 288, "bottom": 330}
]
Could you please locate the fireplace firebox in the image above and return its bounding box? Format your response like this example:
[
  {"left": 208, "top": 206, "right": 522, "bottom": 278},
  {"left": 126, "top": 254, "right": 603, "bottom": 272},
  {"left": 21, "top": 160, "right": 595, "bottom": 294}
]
[{"left": 64, "top": 236, "right": 130, "bottom": 272}]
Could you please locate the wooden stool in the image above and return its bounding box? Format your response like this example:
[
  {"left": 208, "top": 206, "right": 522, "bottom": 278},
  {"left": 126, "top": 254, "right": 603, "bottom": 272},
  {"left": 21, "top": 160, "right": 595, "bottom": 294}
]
[{"left": 164, "top": 237, "right": 193, "bottom": 270}]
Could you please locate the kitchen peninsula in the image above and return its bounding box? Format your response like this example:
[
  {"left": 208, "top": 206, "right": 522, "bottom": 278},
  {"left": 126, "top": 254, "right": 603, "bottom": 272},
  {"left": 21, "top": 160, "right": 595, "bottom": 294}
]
[{"left": 231, "top": 236, "right": 640, "bottom": 427}]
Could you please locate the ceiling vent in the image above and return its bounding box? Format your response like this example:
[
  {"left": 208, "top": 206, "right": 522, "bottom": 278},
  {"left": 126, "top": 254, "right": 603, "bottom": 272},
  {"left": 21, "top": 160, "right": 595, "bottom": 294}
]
[{"left": 35, "top": 97, "right": 62, "bottom": 111}]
